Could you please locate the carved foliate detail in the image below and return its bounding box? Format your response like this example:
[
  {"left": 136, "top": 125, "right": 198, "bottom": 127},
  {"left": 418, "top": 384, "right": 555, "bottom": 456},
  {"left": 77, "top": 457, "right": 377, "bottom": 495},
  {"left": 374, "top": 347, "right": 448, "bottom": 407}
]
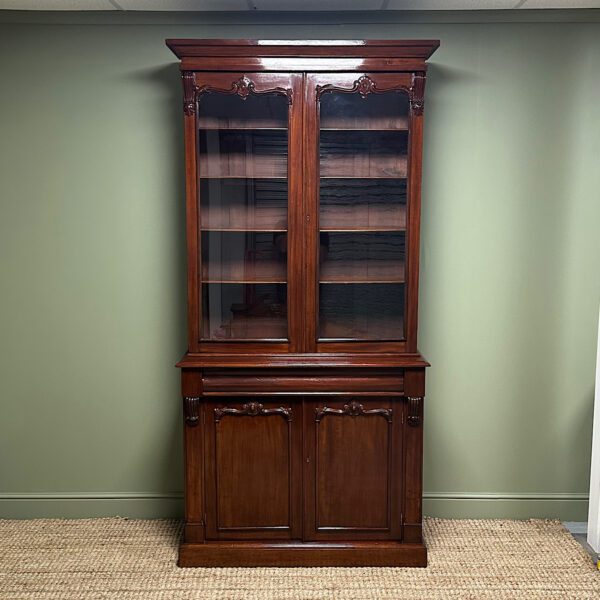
[
  {"left": 355, "top": 75, "right": 377, "bottom": 98},
  {"left": 198, "top": 75, "right": 293, "bottom": 105},
  {"left": 214, "top": 401, "right": 292, "bottom": 422},
  {"left": 315, "top": 400, "right": 393, "bottom": 422},
  {"left": 184, "top": 396, "right": 200, "bottom": 427},
  {"left": 316, "top": 74, "right": 409, "bottom": 100},
  {"left": 182, "top": 71, "right": 199, "bottom": 116},
  {"left": 407, "top": 396, "right": 423, "bottom": 427},
  {"left": 409, "top": 73, "right": 426, "bottom": 116}
]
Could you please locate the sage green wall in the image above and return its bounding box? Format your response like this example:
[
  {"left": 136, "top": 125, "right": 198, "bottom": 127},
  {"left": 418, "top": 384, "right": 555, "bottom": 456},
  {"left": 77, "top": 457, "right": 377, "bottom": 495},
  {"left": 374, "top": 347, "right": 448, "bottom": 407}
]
[{"left": 1, "top": 10, "right": 599, "bottom": 520}]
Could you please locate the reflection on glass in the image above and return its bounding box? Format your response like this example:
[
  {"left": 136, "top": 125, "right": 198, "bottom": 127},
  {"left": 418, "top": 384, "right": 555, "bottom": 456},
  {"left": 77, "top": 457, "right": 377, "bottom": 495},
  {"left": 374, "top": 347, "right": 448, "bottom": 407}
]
[
  {"left": 202, "top": 283, "right": 287, "bottom": 340},
  {"left": 318, "top": 90, "right": 409, "bottom": 341},
  {"left": 198, "top": 91, "right": 288, "bottom": 340}
]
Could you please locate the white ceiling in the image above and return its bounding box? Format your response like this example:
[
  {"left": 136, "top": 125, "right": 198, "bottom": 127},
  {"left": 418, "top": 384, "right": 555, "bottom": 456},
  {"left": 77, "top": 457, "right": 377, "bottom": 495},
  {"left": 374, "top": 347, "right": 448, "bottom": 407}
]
[{"left": 0, "top": 0, "right": 599, "bottom": 10}]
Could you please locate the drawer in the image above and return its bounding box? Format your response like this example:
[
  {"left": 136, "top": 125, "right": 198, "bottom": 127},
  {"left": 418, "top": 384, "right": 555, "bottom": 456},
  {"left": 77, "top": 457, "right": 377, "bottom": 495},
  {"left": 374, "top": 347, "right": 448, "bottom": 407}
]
[{"left": 201, "top": 368, "right": 404, "bottom": 395}]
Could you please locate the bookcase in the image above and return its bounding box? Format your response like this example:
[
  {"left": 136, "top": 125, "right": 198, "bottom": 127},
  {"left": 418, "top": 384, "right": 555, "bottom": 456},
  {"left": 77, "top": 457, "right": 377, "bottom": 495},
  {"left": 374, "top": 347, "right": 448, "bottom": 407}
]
[{"left": 167, "top": 38, "right": 439, "bottom": 567}]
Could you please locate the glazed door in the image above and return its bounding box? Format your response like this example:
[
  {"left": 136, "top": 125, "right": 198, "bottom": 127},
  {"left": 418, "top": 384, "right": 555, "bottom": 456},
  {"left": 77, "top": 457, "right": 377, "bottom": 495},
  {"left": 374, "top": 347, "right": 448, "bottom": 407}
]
[
  {"left": 204, "top": 398, "right": 302, "bottom": 540},
  {"left": 191, "top": 72, "right": 304, "bottom": 352},
  {"left": 304, "top": 397, "right": 403, "bottom": 540},
  {"left": 303, "top": 73, "right": 421, "bottom": 353}
]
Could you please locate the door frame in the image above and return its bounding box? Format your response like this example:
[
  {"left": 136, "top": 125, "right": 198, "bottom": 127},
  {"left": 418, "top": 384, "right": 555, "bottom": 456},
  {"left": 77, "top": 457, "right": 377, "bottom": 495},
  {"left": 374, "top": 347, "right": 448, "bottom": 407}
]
[
  {"left": 189, "top": 71, "right": 305, "bottom": 353},
  {"left": 302, "top": 72, "right": 417, "bottom": 354}
]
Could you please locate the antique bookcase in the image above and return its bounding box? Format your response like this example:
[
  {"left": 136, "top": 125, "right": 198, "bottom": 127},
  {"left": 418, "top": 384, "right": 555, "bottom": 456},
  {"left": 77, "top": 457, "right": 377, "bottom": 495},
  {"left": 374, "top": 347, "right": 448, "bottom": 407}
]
[{"left": 166, "top": 39, "right": 439, "bottom": 567}]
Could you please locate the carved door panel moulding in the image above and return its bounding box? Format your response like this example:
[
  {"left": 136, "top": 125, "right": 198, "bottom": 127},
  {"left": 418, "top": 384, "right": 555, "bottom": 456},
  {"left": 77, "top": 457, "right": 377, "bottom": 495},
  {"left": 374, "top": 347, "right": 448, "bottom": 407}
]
[
  {"left": 316, "top": 74, "right": 409, "bottom": 100},
  {"left": 182, "top": 72, "right": 293, "bottom": 115},
  {"left": 315, "top": 73, "right": 425, "bottom": 115},
  {"left": 315, "top": 400, "right": 393, "bottom": 423}
]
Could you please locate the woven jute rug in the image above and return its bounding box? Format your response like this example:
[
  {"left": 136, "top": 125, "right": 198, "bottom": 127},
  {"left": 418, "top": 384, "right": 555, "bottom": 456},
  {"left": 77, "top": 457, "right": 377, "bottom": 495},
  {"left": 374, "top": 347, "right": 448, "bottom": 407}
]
[{"left": 0, "top": 518, "right": 598, "bottom": 599}]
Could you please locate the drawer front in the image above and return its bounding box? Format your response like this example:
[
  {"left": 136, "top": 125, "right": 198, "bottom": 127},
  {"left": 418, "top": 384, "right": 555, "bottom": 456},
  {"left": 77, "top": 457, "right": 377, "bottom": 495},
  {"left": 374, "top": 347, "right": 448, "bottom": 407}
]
[
  {"left": 201, "top": 368, "right": 404, "bottom": 395},
  {"left": 204, "top": 398, "right": 302, "bottom": 540}
]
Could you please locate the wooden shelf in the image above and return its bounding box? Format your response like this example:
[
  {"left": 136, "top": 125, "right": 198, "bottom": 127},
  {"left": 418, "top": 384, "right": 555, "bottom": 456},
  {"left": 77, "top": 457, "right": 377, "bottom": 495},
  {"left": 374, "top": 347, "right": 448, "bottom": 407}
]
[
  {"left": 320, "top": 176, "right": 407, "bottom": 179},
  {"left": 201, "top": 204, "right": 287, "bottom": 231},
  {"left": 321, "top": 204, "right": 406, "bottom": 231},
  {"left": 320, "top": 227, "right": 405, "bottom": 232},
  {"left": 204, "top": 280, "right": 287, "bottom": 284},
  {"left": 203, "top": 259, "right": 287, "bottom": 284},
  {"left": 199, "top": 155, "right": 287, "bottom": 179},
  {"left": 199, "top": 125, "right": 407, "bottom": 132},
  {"left": 198, "top": 117, "right": 287, "bottom": 130},
  {"left": 203, "top": 315, "right": 288, "bottom": 341},
  {"left": 320, "top": 156, "right": 407, "bottom": 179},
  {"left": 320, "top": 260, "right": 405, "bottom": 284},
  {"left": 319, "top": 317, "right": 404, "bottom": 341},
  {"left": 200, "top": 125, "right": 287, "bottom": 131},
  {"left": 201, "top": 228, "right": 287, "bottom": 232}
]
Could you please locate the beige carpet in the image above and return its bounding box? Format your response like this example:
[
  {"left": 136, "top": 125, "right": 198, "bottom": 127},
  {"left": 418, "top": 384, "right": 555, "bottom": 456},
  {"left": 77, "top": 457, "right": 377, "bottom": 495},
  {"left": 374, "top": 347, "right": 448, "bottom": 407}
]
[{"left": 0, "top": 518, "right": 598, "bottom": 599}]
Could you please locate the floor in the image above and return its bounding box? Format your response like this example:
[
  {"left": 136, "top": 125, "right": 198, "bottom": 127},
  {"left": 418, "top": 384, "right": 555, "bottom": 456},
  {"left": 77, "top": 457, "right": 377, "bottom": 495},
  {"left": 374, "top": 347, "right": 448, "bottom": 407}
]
[{"left": 1, "top": 517, "right": 599, "bottom": 599}]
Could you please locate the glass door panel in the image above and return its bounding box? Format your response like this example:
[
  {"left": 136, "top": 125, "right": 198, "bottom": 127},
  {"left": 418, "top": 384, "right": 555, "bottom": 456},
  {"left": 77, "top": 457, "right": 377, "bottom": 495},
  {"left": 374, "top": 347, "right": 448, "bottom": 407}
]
[
  {"left": 317, "top": 84, "right": 409, "bottom": 342},
  {"left": 198, "top": 86, "right": 290, "bottom": 341}
]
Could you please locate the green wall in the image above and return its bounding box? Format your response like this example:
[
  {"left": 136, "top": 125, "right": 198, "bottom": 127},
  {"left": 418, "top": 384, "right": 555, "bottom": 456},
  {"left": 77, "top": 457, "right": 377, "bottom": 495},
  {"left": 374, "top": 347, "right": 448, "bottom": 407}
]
[{"left": 1, "top": 10, "right": 599, "bottom": 520}]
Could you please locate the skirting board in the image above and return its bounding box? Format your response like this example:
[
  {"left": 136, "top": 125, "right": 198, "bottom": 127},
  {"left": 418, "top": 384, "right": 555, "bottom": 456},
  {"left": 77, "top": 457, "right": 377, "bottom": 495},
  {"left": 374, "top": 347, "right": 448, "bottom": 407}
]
[{"left": 0, "top": 492, "right": 589, "bottom": 520}]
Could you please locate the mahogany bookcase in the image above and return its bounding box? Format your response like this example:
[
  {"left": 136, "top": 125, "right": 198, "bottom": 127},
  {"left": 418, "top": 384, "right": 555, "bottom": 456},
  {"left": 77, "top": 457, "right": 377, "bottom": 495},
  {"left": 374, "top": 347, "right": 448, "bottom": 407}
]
[{"left": 166, "top": 38, "right": 439, "bottom": 567}]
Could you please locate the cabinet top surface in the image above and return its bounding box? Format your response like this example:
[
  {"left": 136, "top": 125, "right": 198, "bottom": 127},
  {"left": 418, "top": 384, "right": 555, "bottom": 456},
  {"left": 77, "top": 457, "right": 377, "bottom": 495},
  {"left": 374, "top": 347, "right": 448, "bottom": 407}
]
[{"left": 166, "top": 38, "right": 440, "bottom": 60}]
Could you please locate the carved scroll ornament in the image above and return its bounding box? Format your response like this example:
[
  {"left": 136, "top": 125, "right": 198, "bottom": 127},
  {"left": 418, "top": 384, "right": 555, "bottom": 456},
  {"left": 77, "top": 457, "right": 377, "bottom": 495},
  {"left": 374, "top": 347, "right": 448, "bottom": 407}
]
[
  {"left": 214, "top": 401, "right": 292, "bottom": 422},
  {"left": 182, "top": 73, "right": 293, "bottom": 116},
  {"left": 315, "top": 400, "right": 392, "bottom": 423},
  {"left": 316, "top": 72, "right": 426, "bottom": 115}
]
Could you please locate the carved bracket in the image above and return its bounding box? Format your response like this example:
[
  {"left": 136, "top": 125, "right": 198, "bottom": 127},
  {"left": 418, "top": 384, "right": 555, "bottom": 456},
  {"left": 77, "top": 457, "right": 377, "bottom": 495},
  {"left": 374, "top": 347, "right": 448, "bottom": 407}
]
[
  {"left": 409, "top": 73, "right": 425, "bottom": 116},
  {"left": 214, "top": 401, "right": 292, "bottom": 422},
  {"left": 407, "top": 396, "right": 423, "bottom": 427},
  {"left": 315, "top": 400, "right": 393, "bottom": 422},
  {"left": 182, "top": 71, "right": 199, "bottom": 117},
  {"left": 316, "top": 74, "right": 409, "bottom": 100},
  {"left": 184, "top": 396, "right": 200, "bottom": 427},
  {"left": 197, "top": 75, "right": 293, "bottom": 105}
]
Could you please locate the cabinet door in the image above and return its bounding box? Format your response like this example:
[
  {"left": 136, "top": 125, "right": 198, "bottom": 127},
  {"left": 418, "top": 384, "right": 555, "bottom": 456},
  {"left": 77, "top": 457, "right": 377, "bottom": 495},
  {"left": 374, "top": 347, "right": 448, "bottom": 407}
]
[
  {"left": 304, "top": 397, "right": 403, "bottom": 540},
  {"left": 204, "top": 399, "right": 302, "bottom": 540},
  {"left": 189, "top": 72, "right": 303, "bottom": 352},
  {"left": 303, "top": 73, "right": 420, "bottom": 353}
]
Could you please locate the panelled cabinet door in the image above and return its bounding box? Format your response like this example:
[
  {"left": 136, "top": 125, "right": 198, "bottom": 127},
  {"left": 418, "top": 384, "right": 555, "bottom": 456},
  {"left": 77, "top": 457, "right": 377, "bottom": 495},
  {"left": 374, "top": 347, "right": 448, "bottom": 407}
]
[
  {"left": 304, "top": 397, "right": 403, "bottom": 541},
  {"left": 303, "top": 72, "right": 421, "bottom": 354},
  {"left": 191, "top": 72, "right": 304, "bottom": 353},
  {"left": 204, "top": 399, "right": 302, "bottom": 540}
]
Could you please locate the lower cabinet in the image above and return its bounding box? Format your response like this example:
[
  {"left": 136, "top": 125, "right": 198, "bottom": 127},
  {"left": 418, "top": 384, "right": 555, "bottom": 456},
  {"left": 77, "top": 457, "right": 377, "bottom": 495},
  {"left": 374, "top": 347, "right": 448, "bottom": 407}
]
[
  {"left": 180, "top": 377, "right": 426, "bottom": 567},
  {"left": 202, "top": 396, "right": 404, "bottom": 542}
]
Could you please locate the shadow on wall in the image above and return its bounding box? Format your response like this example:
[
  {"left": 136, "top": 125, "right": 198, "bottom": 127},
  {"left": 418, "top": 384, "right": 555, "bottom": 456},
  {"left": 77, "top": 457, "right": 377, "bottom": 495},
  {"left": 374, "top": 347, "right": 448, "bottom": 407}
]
[{"left": 127, "top": 61, "right": 188, "bottom": 501}]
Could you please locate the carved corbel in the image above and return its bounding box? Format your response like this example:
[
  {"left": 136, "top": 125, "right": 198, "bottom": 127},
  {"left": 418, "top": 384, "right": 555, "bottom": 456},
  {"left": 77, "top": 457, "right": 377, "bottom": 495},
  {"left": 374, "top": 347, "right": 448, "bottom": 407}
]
[
  {"left": 184, "top": 396, "right": 200, "bottom": 426},
  {"left": 182, "top": 71, "right": 199, "bottom": 116},
  {"left": 409, "top": 73, "right": 425, "bottom": 116},
  {"left": 407, "top": 396, "right": 423, "bottom": 427}
]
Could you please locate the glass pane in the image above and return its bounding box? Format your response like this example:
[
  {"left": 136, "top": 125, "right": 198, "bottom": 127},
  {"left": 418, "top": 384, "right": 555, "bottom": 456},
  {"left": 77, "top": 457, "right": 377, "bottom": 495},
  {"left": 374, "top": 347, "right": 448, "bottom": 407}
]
[
  {"left": 318, "top": 89, "right": 408, "bottom": 341},
  {"left": 198, "top": 91, "right": 288, "bottom": 341}
]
